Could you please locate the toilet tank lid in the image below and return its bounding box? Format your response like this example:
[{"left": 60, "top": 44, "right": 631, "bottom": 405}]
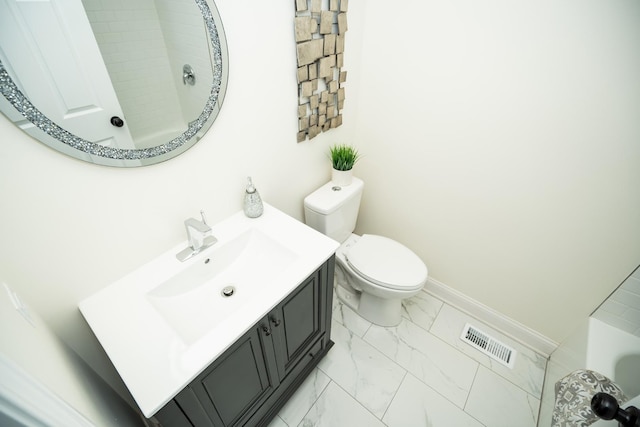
[
  {"left": 304, "top": 177, "right": 364, "bottom": 215},
  {"left": 346, "top": 234, "right": 428, "bottom": 289}
]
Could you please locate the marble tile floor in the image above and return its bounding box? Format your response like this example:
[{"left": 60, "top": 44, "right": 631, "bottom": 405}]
[{"left": 268, "top": 289, "right": 548, "bottom": 427}]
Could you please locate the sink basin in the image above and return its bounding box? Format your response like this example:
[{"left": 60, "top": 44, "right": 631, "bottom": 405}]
[
  {"left": 147, "top": 228, "right": 296, "bottom": 345},
  {"left": 78, "top": 203, "right": 339, "bottom": 418}
]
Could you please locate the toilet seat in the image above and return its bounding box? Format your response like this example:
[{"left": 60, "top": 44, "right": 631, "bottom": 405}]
[{"left": 345, "top": 234, "right": 427, "bottom": 291}]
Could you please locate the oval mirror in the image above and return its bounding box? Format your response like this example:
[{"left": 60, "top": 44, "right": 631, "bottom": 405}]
[{"left": 0, "top": 0, "right": 228, "bottom": 167}]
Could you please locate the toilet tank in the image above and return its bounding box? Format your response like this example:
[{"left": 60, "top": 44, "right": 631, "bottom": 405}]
[{"left": 304, "top": 177, "right": 364, "bottom": 243}]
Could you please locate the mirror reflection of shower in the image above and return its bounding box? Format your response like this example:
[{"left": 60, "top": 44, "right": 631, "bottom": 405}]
[
  {"left": 538, "top": 263, "right": 640, "bottom": 426},
  {"left": 81, "top": 0, "right": 214, "bottom": 149},
  {"left": 590, "top": 264, "right": 640, "bottom": 398}
]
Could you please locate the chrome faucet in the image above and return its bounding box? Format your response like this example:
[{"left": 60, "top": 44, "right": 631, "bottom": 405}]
[{"left": 176, "top": 210, "right": 217, "bottom": 261}]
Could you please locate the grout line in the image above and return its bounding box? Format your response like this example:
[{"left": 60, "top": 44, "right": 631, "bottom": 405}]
[
  {"left": 359, "top": 317, "right": 478, "bottom": 413},
  {"left": 323, "top": 319, "right": 409, "bottom": 423},
  {"left": 403, "top": 358, "right": 478, "bottom": 412},
  {"left": 276, "top": 367, "right": 332, "bottom": 426},
  {"left": 379, "top": 369, "right": 408, "bottom": 423},
  {"left": 399, "top": 371, "right": 488, "bottom": 427},
  {"left": 432, "top": 302, "right": 546, "bottom": 400},
  {"left": 391, "top": 299, "right": 545, "bottom": 416},
  {"left": 461, "top": 364, "right": 489, "bottom": 426},
  {"left": 303, "top": 291, "right": 546, "bottom": 426},
  {"left": 361, "top": 322, "right": 372, "bottom": 337},
  {"left": 463, "top": 362, "right": 481, "bottom": 411},
  {"left": 330, "top": 318, "right": 409, "bottom": 400},
  {"left": 338, "top": 298, "right": 478, "bottom": 412},
  {"left": 429, "top": 295, "right": 446, "bottom": 332},
  {"left": 330, "top": 379, "right": 389, "bottom": 426},
  {"left": 290, "top": 378, "right": 333, "bottom": 427},
  {"left": 399, "top": 290, "right": 445, "bottom": 334}
]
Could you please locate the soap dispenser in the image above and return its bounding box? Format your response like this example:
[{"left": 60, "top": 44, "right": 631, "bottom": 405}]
[{"left": 243, "top": 177, "right": 263, "bottom": 218}]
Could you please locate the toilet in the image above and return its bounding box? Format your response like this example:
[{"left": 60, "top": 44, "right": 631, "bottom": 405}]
[{"left": 304, "top": 177, "right": 428, "bottom": 326}]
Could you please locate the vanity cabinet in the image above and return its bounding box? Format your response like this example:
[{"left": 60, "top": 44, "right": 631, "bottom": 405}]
[{"left": 154, "top": 256, "right": 335, "bottom": 427}]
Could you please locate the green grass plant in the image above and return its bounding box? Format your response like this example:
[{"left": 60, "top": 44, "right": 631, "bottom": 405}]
[{"left": 329, "top": 144, "right": 361, "bottom": 171}]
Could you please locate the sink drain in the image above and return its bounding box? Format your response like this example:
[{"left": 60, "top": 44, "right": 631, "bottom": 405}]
[{"left": 221, "top": 286, "right": 235, "bottom": 297}]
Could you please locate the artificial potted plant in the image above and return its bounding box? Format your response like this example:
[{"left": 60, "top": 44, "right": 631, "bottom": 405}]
[{"left": 330, "top": 144, "right": 361, "bottom": 186}]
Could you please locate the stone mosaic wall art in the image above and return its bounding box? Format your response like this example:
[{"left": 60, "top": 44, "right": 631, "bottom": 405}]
[{"left": 294, "top": 0, "right": 348, "bottom": 142}]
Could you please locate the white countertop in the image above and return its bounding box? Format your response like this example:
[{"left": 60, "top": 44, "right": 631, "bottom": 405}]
[{"left": 79, "top": 204, "right": 339, "bottom": 417}]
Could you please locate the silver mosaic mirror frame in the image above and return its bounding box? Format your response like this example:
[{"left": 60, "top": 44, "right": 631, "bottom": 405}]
[{"left": 0, "top": 0, "right": 228, "bottom": 167}]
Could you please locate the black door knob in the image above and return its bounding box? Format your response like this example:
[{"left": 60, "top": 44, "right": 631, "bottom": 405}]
[
  {"left": 592, "top": 392, "right": 640, "bottom": 427},
  {"left": 592, "top": 392, "right": 619, "bottom": 420},
  {"left": 110, "top": 116, "right": 124, "bottom": 127}
]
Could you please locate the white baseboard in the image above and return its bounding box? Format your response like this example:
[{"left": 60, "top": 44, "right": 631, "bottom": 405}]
[
  {"left": 0, "top": 353, "right": 94, "bottom": 427},
  {"left": 424, "top": 277, "right": 558, "bottom": 358}
]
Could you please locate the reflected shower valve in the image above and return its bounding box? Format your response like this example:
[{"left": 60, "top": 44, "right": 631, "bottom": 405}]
[{"left": 183, "top": 64, "right": 196, "bottom": 86}]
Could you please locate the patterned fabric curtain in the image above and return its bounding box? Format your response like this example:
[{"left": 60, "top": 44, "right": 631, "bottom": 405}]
[{"left": 552, "top": 369, "right": 628, "bottom": 427}]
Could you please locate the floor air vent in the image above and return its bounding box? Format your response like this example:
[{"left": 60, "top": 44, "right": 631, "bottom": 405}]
[{"left": 460, "top": 323, "right": 516, "bottom": 369}]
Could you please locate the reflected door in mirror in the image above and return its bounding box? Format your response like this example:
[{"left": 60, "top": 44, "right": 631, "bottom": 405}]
[{"left": 0, "top": 0, "right": 135, "bottom": 148}]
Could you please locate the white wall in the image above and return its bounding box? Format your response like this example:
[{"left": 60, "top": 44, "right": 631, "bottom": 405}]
[
  {"left": 0, "top": 282, "right": 141, "bottom": 426},
  {"left": 351, "top": 0, "right": 640, "bottom": 343},
  {"left": 0, "top": 0, "right": 354, "bottom": 404}
]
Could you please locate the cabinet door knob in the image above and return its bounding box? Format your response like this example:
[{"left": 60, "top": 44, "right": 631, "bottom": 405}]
[
  {"left": 270, "top": 317, "right": 281, "bottom": 327},
  {"left": 262, "top": 325, "right": 271, "bottom": 336}
]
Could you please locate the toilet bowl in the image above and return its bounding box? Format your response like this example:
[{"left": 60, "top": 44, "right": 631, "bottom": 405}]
[
  {"left": 334, "top": 233, "right": 427, "bottom": 326},
  {"left": 304, "top": 177, "right": 428, "bottom": 326}
]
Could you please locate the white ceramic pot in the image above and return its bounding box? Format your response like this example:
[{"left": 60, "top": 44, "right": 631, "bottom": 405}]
[{"left": 332, "top": 168, "right": 353, "bottom": 186}]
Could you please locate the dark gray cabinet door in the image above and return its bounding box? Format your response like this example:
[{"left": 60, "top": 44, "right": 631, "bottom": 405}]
[
  {"left": 190, "top": 324, "right": 276, "bottom": 427},
  {"left": 154, "top": 256, "right": 335, "bottom": 427},
  {"left": 270, "top": 264, "right": 326, "bottom": 380}
]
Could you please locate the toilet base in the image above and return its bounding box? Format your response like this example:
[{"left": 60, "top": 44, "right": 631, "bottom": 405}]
[{"left": 335, "top": 284, "right": 403, "bottom": 327}]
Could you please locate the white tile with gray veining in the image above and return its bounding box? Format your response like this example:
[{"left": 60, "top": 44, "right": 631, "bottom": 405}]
[
  {"left": 401, "top": 290, "right": 443, "bottom": 331},
  {"left": 465, "top": 366, "right": 540, "bottom": 427},
  {"left": 317, "top": 320, "right": 406, "bottom": 418},
  {"left": 331, "top": 292, "right": 372, "bottom": 338},
  {"left": 383, "top": 374, "right": 484, "bottom": 427},
  {"left": 272, "top": 289, "right": 547, "bottom": 426},
  {"left": 277, "top": 368, "right": 331, "bottom": 427},
  {"left": 297, "top": 382, "right": 386, "bottom": 427},
  {"left": 363, "top": 318, "right": 478, "bottom": 407},
  {"left": 429, "top": 303, "right": 547, "bottom": 398}
]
